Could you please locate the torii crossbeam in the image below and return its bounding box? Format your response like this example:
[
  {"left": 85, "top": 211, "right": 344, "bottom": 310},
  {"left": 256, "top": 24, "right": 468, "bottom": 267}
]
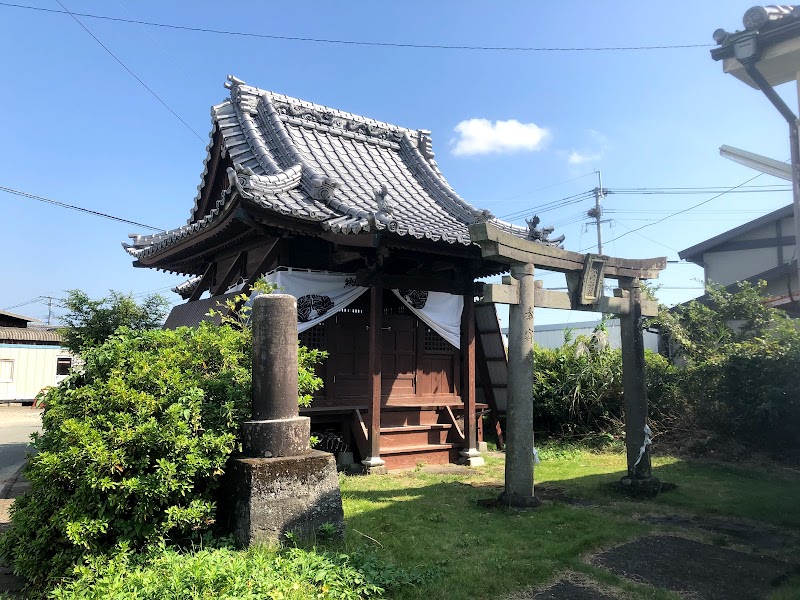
[{"left": 469, "top": 222, "right": 667, "bottom": 506}]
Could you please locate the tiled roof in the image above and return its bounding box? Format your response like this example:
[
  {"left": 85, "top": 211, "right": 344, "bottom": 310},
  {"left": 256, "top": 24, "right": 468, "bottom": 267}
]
[
  {"left": 0, "top": 326, "right": 62, "bottom": 343},
  {"left": 0, "top": 309, "right": 33, "bottom": 323},
  {"left": 125, "top": 76, "right": 533, "bottom": 261}
]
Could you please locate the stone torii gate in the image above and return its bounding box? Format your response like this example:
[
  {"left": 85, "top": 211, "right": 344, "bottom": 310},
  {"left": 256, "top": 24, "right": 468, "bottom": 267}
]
[{"left": 468, "top": 222, "right": 666, "bottom": 506}]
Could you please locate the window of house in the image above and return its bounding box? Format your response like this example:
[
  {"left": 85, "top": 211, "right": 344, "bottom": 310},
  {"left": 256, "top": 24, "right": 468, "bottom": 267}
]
[
  {"left": 0, "top": 359, "right": 13, "bottom": 383},
  {"left": 56, "top": 357, "right": 72, "bottom": 376}
]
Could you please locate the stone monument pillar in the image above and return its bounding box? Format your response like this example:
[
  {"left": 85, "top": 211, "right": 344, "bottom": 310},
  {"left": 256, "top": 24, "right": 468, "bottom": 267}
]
[{"left": 228, "top": 294, "right": 345, "bottom": 545}]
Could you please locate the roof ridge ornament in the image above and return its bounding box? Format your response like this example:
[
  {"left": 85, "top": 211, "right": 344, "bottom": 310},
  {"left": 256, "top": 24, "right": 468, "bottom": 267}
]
[
  {"left": 368, "top": 183, "right": 399, "bottom": 232},
  {"left": 417, "top": 129, "right": 436, "bottom": 162},
  {"left": 374, "top": 184, "right": 394, "bottom": 216},
  {"left": 224, "top": 74, "right": 246, "bottom": 90},
  {"left": 525, "top": 215, "right": 565, "bottom": 247},
  {"left": 272, "top": 99, "right": 404, "bottom": 143},
  {"left": 308, "top": 174, "right": 342, "bottom": 201}
]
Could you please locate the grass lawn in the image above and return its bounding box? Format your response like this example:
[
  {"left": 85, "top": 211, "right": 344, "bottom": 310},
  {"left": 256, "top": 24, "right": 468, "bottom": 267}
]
[
  {"left": 337, "top": 448, "right": 800, "bottom": 599},
  {"left": 37, "top": 448, "right": 800, "bottom": 600}
]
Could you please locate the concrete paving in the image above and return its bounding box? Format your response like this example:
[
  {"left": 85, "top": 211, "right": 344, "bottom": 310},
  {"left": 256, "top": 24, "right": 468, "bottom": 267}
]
[
  {"left": 0, "top": 406, "right": 41, "bottom": 598},
  {"left": 0, "top": 406, "right": 42, "bottom": 497}
]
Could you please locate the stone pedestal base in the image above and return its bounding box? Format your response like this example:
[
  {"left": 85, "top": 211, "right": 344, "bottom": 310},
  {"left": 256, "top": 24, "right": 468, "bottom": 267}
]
[
  {"left": 497, "top": 491, "right": 542, "bottom": 508},
  {"left": 242, "top": 417, "right": 310, "bottom": 458},
  {"left": 228, "top": 450, "right": 344, "bottom": 546},
  {"left": 362, "top": 456, "right": 388, "bottom": 474},
  {"left": 611, "top": 476, "right": 670, "bottom": 499},
  {"left": 459, "top": 448, "right": 486, "bottom": 467}
]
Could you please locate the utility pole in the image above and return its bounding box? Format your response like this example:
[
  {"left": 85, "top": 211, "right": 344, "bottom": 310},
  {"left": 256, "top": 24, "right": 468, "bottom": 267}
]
[
  {"left": 42, "top": 296, "right": 56, "bottom": 325},
  {"left": 587, "top": 170, "right": 606, "bottom": 254}
]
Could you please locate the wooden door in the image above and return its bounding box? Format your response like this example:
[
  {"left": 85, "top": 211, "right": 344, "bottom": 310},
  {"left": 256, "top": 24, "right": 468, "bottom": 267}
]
[
  {"left": 329, "top": 312, "right": 370, "bottom": 400},
  {"left": 381, "top": 314, "right": 416, "bottom": 398}
]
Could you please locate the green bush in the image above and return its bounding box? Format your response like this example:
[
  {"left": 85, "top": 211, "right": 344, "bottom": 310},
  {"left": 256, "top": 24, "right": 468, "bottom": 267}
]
[
  {"left": 651, "top": 281, "right": 800, "bottom": 451},
  {"left": 532, "top": 330, "right": 623, "bottom": 437},
  {"left": 0, "top": 322, "right": 325, "bottom": 590},
  {"left": 49, "top": 544, "right": 424, "bottom": 600}
]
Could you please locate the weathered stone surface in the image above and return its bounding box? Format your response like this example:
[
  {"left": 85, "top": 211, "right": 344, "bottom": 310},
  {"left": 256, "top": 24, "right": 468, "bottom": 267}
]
[
  {"left": 503, "top": 263, "right": 537, "bottom": 505},
  {"left": 251, "top": 294, "right": 300, "bottom": 422},
  {"left": 241, "top": 417, "right": 310, "bottom": 458},
  {"left": 228, "top": 450, "right": 344, "bottom": 546}
]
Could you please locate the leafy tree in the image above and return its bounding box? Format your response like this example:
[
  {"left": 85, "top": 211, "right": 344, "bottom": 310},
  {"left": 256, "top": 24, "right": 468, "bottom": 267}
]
[
  {"left": 59, "top": 289, "right": 170, "bottom": 355},
  {"left": 651, "top": 280, "right": 793, "bottom": 364}
]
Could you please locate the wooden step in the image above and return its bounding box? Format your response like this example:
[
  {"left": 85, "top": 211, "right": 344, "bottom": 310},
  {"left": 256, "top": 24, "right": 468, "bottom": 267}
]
[
  {"left": 379, "top": 424, "right": 453, "bottom": 448},
  {"left": 380, "top": 443, "right": 461, "bottom": 470}
]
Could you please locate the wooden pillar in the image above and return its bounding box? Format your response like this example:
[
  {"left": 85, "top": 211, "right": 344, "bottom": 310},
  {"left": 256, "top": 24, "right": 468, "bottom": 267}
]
[
  {"left": 363, "top": 284, "right": 387, "bottom": 473},
  {"left": 459, "top": 283, "right": 484, "bottom": 466},
  {"left": 618, "top": 276, "right": 655, "bottom": 483}
]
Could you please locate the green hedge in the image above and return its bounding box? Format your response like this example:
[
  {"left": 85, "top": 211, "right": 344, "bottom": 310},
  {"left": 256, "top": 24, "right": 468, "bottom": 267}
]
[{"left": 0, "top": 323, "right": 324, "bottom": 590}]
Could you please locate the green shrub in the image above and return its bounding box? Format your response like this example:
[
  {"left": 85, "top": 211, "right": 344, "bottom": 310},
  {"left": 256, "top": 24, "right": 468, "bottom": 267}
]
[
  {"left": 651, "top": 281, "right": 800, "bottom": 451},
  {"left": 0, "top": 322, "right": 325, "bottom": 590},
  {"left": 532, "top": 336, "right": 622, "bottom": 437},
  {"left": 49, "top": 544, "right": 422, "bottom": 600}
]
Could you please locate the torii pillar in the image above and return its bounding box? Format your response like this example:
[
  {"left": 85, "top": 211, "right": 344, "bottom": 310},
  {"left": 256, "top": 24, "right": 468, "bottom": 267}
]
[
  {"left": 500, "top": 263, "right": 540, "bottom": 507},
  {"left": 468, "top": 222, "right": 666, "bottom": 502}
]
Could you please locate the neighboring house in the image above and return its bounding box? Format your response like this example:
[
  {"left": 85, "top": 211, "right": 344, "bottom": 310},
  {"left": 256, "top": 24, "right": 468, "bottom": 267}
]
[
  {"left": 678, "top": 204, "right": 799, "bottom": 315},
  {"left": 0, "top": 309, "right": 74, "bottom": 404},
  {"left": 501, "top": 320, "right": 660, "bottom": 352}
]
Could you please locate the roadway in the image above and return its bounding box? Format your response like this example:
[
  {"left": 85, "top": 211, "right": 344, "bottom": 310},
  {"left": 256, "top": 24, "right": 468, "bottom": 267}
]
[{"left": 0, "top": 406, "right": 42, "bottom": 497}]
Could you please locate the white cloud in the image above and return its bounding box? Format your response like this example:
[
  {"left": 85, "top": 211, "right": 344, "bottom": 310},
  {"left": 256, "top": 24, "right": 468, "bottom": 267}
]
[
  {"left": 565, "top": 130, "right": 608, "bottom": 166},
  {"left": 451, "top": 118, "right": 550, "bottom": 156},
  {"left": 567, "top": 150, "right": 603, "bottom": 165}
]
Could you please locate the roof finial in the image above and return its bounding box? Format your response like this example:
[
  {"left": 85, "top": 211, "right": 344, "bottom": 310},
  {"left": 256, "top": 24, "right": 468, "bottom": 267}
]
[
  {"left": 224, "top": 74, "right": 246, "bottom": 89},
  {"left": 526, "top": 215, "right": 565, "bottom": 247}
]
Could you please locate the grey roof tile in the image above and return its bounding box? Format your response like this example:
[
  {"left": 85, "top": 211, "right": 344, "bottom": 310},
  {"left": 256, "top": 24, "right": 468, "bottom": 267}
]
[{"left": 129, "top": 76, "right": 533, "bottom": 260}]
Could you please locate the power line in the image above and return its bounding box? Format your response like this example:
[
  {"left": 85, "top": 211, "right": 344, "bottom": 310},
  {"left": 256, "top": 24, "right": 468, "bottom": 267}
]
[
  {"left": 498, "top": 190, "right": 595, "bottom": 221},
  {"left": 1, "top": 185, "right": 163, "bottom": 230},
  {"left": 2, "top": 297, "right": 45, "bottom": 311},
  {"left": 608, "top": 219, "right": 679, "bottom": 253},
  {"left": 484, "top": 170, "right": 598, "bottom": 207},
  {"left": 608, "top": 187, "right": 790, "bottom": 195},
  {"left": 1, "top": 2, "right": 712, "bottom": 53},
  {"left": 54, "top": 0, "right": 205, "bottom": 144},
  {"left": 580, "top": 172, "right": 766, "bottom": 252}
]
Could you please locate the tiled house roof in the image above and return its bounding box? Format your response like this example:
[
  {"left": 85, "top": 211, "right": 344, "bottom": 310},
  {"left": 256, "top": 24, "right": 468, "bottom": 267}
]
[{"left": 124, "top": 76, "right": 530, "bottom": 262}]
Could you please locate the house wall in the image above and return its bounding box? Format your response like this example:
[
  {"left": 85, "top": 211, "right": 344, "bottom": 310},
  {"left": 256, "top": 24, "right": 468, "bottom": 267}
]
[
  {"left": 704, "top": 247, "right": 781, "bottom": 286},
  {"left": 703, "top": 215, "right": 796, "bottom": 287},
  {"left": 0, "top": 344, "right": 72, "bottom": 402},
  {"left": 502, "top": 320, "right": 660, "bottom": 352}
]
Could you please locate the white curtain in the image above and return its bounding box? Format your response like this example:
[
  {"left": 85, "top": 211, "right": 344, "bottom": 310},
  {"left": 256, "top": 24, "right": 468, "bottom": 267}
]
[
  {"left": 261, "top": 269, "right": 368, "bottom": 333},
  {"left": 392, "top": 289, "right": 463, "bottom": 349},
  {"left": 249, "top": 269, "right": 463, "bottom": 346}
]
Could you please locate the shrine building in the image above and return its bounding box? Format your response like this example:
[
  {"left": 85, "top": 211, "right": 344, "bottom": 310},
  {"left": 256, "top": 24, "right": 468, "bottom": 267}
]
[{"left": 123, "top": 75, "right": 555, "bottom": 470}]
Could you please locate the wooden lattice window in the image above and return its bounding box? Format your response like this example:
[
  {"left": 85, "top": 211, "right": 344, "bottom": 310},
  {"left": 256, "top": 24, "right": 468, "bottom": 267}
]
[
  {"left": 340, "top": 291, "right": 369, "bottom": 314},
  {"left": 383, "top": 291, "right": 410, "bottom": 316},
  {"left": 299, "top": 322, "right": 327, "bottom": 350},
  {"left": 424, "top": 327, "right": 453, "bottom": 353}
]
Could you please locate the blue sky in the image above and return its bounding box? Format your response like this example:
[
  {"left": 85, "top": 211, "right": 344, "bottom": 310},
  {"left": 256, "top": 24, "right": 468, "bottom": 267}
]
[{"left": 1, "top": 1, "right": 795, "bottom": 326}]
